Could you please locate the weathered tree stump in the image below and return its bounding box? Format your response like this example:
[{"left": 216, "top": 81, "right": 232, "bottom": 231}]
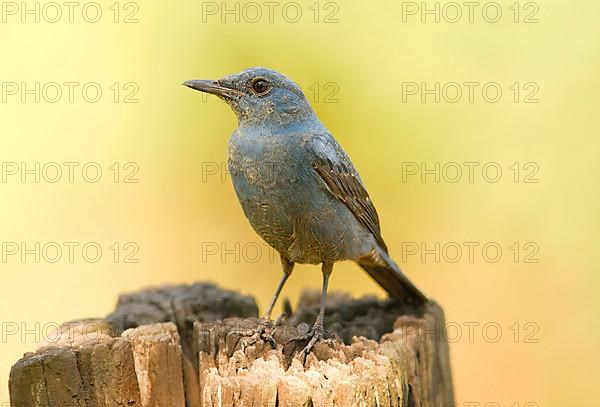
[{"left": 9, "top": 282, "right": 454, "bottom": 406}]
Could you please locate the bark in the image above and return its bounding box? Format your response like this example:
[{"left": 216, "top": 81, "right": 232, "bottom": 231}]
[{"left": 9, "top": 282, "right": 453, "bottom": 407}]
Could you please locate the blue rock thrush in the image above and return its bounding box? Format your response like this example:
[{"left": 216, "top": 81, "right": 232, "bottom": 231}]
[{"left": 184, "top": 67, "right": 427, "bottom": 355}]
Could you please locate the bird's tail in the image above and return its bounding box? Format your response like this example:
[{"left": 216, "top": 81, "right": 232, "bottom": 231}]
[{"left": 358, "top": 247, "right": 428, "bottom": 307}]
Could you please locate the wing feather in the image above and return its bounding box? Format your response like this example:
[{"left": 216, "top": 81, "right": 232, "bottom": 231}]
[{"left": 310, "top": 136, "right": 388, "bottom": 253}]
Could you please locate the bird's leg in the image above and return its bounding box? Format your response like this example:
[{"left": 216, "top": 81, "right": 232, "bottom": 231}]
[
  {"left": 289, "top": 262, "right": 333, "bottom": 358},
  {"left": 263, "top": 256, "right": 294, "bottom": 321},
  {"left": 237, "top": 256, "right": 294, "bottom": 349}
]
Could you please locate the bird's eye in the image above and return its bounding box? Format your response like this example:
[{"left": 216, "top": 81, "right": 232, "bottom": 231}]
[{"left": 250, "top": 78, "right": 271, "bottom": 96}]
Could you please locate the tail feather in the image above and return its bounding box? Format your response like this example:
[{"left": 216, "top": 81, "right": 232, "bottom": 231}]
[{"left": 358, "top": 248, "right": 428, "bottom": 307}]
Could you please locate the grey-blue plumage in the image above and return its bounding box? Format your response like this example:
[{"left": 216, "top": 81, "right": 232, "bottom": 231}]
[
  {"left": 228, "top": 125, "right": 377, "bottom": 264},
  {"left": 184, "top": 67, "right": 427, "bottom": 353}
]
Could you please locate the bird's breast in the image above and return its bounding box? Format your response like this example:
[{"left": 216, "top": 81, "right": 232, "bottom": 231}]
[
  {"left": 225, "top": 129, "right": 375, "bottom": 263},
  {"left": 227, "top": 130, "right": 307, "bottom": 254},
  {"left": 228, "top": 131, "right": 303, "bottom": 190}
]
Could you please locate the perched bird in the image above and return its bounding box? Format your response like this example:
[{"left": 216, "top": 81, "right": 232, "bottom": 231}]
[{"left": 184, "top": 67, "right": 427, "bottom": 355}]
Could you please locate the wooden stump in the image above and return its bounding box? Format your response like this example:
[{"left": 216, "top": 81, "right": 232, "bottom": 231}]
[{"left": 9, "top": 282, "right": 454, "bottom": 406}]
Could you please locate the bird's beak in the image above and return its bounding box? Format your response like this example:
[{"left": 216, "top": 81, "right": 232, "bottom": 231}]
[{"left": 182, "top": 79, "right": 242, "bottom": 99}]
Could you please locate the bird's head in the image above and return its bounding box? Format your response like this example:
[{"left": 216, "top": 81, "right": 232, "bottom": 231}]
[{"left": 184, "top": 67, "right": 316, "bottom": 127}]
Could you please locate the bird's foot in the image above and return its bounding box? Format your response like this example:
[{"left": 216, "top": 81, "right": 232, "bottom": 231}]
[
  {"left": 236, "top": 318, "right": 276, "bottom": 350},
  {"left": 287, "top": 323, "right": 330, "bottom": 359}
]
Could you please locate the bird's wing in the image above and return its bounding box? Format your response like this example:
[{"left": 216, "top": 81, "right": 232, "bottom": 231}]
[{"left": 309, "top": 133, "right": 388, "bottom": 253}]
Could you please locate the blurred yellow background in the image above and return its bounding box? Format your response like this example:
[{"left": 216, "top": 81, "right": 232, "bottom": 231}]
[{"left": 1, "top": 0, "right": 599, "bottom": 405}]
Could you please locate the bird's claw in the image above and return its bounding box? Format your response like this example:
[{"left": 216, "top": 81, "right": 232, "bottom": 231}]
[
  {"left": 287, "top": 324, "right": 327, "bottom": 358},
  {"left": 236, "top": 318, "right": 276, "bottom": 350}
]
